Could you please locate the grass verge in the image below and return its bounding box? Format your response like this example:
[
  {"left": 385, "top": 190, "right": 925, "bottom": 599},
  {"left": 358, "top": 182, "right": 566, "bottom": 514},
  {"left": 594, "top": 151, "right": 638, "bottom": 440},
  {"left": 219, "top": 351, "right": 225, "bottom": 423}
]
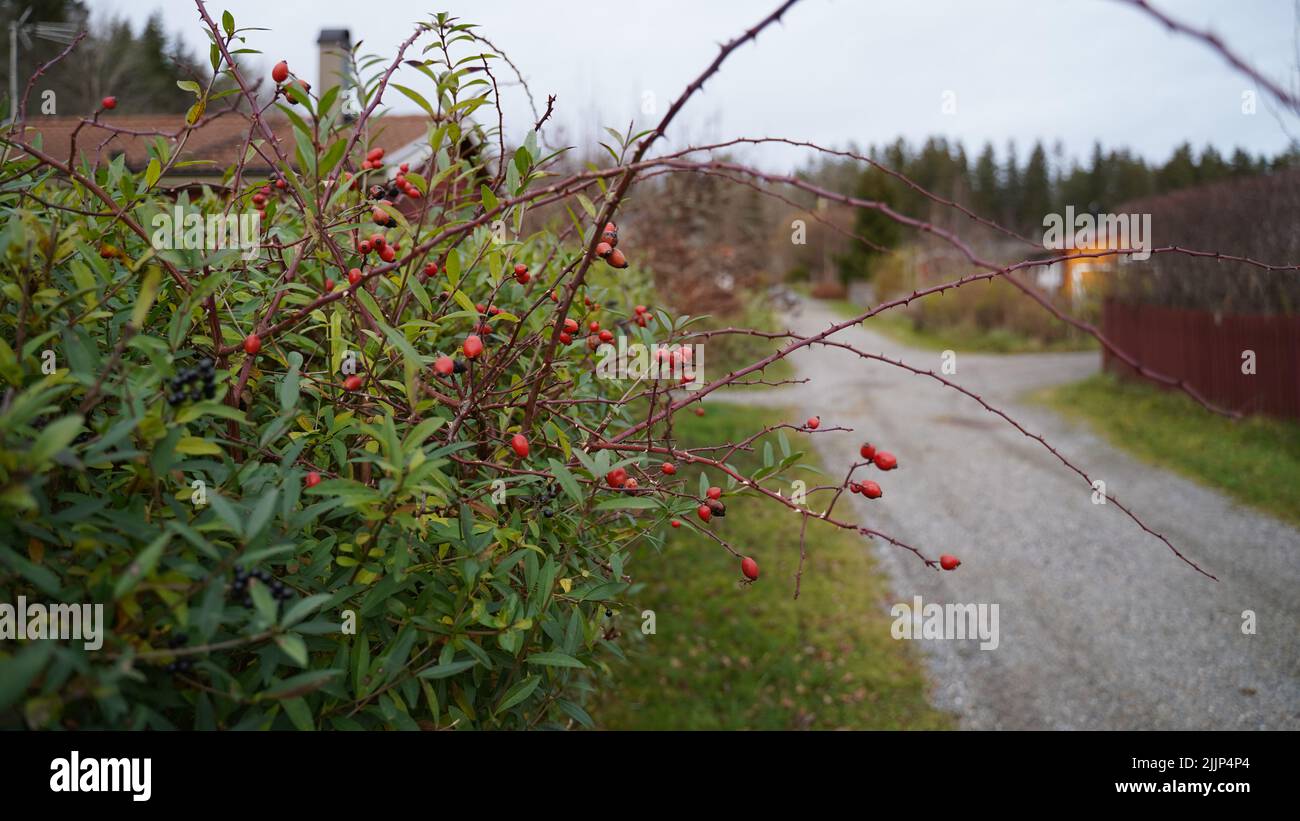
[
  {"left": 816, "top": 295, "right": 1095, "bottom": 353},
  {"left": 1035, "top": 373, "right": 1300, "bottom": 527},
  {"left": 591, "top": 402, "right": 953, "bottom": 729}
]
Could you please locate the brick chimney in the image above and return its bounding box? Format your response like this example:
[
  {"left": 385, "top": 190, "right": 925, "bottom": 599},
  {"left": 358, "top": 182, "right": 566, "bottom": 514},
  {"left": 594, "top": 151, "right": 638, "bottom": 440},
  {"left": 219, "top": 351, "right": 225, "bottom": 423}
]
[{"left": 317, "top": 29, "right": 352, "bottom": 95}]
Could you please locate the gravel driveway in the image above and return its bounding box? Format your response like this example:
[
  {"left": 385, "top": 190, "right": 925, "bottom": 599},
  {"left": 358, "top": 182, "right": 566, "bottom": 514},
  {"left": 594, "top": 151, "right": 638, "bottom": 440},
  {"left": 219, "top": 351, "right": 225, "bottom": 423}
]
[{"left": 723, "top": 297, "right": 1300, "bottom": 729}]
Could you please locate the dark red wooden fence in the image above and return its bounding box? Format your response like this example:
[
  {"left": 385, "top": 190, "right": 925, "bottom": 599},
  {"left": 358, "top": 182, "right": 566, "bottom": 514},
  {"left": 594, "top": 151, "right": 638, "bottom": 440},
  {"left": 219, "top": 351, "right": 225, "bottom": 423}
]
[{"left": 1102, "top": 299, "right": 1300, "bottom": 419}]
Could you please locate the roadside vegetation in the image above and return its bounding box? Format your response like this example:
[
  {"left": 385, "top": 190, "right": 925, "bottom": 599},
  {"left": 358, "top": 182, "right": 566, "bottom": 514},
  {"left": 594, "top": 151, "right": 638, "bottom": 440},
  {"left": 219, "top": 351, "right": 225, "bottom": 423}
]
[{"left": 593, "top": 402, "right": 954, "bottom": 730}]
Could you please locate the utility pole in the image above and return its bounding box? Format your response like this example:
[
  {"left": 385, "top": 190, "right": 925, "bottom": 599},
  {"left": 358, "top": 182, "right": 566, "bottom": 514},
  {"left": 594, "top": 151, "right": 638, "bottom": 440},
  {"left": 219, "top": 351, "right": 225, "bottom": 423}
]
[
  {"left": 9, "top": 8, "right": 32, "bottom": 116},
  {"left": 5, "top": 8, "right": 78, "bottom": 123}
]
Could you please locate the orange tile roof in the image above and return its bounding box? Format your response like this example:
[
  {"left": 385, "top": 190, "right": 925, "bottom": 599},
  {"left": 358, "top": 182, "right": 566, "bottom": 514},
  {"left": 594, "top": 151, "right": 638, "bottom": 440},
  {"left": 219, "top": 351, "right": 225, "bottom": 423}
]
[{"left": 16, "top": 112, "right": 435, "bottom": 178}]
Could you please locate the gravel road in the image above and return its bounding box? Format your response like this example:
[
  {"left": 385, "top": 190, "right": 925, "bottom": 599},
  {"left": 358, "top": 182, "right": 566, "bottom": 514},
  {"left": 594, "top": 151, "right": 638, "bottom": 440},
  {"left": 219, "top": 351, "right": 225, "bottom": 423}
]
[{"left": 723, "top": 297, "right": 1300, "bottom": 729}]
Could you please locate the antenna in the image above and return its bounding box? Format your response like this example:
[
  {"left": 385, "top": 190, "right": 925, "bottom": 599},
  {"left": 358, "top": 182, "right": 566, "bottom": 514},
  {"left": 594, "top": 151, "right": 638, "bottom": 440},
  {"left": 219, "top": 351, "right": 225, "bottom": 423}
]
[{"left": 8, "top": 6, "right": 81, "bottom": 120}]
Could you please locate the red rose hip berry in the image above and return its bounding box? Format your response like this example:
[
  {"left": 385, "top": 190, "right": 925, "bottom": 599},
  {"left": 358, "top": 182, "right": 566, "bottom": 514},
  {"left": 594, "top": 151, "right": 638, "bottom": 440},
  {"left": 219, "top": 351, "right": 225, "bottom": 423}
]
[
  {"left": 272, "top": 61, "right": 289, "bottom": 83},
  {"left": 741, "top": 556, "right": 760, "bottom": 581},
  {"left": 697, "top": 504, "right": 712, "bottom": 522},
  {"left": 462, "top": 334, "right": 484, "bottom": 358},
  {"left": 860, "top": 442, "right": 876, "bottom": 460},
  {"left": 873, "top": 451, "right": 897, "bottom": 471},
  {"left": 861, "top": 480, "right": 882, "bottom": 499},
  {"left": 304, "top": 471, "right": 321, "bottom": 488},
  {"left": 939, "top": 554, "right": 961, "bottom": 571},
  {"left": 706, "top": 486, "right": 722, "bottom": 500},
  {"left": 243, "top": 334, "right": 261, "bottom": 355},
  {"left": 510, "top": 434, "right": 530, "bottom": 458},
  {"left": 806, "top": 416, "right": 820, "bottom": 430},
  {"left": 101, "top": 96, "right": 117, "bottom": 110},
  {"left": 343, "top": 375, "right": 363, "bottom": 392}
]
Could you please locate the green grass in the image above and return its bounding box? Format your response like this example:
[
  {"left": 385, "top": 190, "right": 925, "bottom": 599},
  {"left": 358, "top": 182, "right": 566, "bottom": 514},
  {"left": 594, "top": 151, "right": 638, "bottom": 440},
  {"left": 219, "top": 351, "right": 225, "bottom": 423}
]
[
  {"left": 1036, "top": 373, "right": 1300, "bottom": 527},
  {"left": 591, "top": 402, "right": 953, "bottom": 730},
  {"left": 692, "top": 300, "right": 795, "bottom": 390},
  {"left": 817, "top": 294, "right": 1094, "bottom": 354}
]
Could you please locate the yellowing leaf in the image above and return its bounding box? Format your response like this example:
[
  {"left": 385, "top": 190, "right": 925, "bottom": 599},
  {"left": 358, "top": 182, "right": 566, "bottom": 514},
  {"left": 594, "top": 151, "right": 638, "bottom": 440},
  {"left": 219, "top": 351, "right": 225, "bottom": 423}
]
[{"left": 175, "top": 436, "right": 222, "bottom": 456}]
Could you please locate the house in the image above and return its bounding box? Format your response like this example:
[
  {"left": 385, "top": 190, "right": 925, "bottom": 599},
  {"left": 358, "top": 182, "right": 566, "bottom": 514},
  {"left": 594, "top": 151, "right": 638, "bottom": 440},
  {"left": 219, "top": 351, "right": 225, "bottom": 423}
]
[{"left": 16, "top": 29, "right": 478, "bottom": 204}]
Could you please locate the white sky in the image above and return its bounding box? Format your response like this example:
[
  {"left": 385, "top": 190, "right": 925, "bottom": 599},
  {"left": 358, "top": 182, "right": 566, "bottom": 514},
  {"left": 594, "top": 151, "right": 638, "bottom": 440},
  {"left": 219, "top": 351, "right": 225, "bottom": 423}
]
[{"left": 89, "top": 0, "right": 1300, "bottom": 171}]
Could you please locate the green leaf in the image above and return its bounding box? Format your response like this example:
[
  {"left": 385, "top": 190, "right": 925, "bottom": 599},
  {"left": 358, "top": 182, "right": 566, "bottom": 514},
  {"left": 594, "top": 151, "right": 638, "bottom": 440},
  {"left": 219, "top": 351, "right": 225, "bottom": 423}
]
[
  {"left": 113, "top": 532, "right": 169, "bottom": 599},
  {"left": 495, "top": 675, "right": 540, "bottom": 713},
  {"left": 0, "top": 642, "right": 54, "bottom": 712},
  {"left": 250, "top": 579, "right": 277, "bottom": 624},
  {"left": 417, "top": 659, "right": 478, "bottom": 680},
  {"left": 280, "top": 593, "right": 333, "bottom": 629},
  {"left": 281, "top": 697, "right": 315, "bottom": 730},
  {"left": 258, "top": 670, "right": 342, "bottom": 701},
  {"left": 594, "top": 496, "right": 659, "bottom": 511},
  {"left": 547, "top": 459, "right": 583, "bottom": 504},
  {"left": 131, "top": 267, "right": 162, "bottom": 328},
  {"left": 279, "top": 351, "right": 302, "bottom": 411},
  {"left": 572, "top": 581, "right": 628, "bottom": 602},
  {"left": 525, "top": 651, "right": 586, "bottom": 669},
  {"left": 275, "top": 634, "right": 309, "bottom": 667},
  {"left": 29, "top": 414, "right": 83, "bottom": 464},
  {"left": 0, "top": 546, "right": 61, "bottom": 596},
  {"left": 556, "top": 698, "right": 594, "bottom": 728},
  {"left": 145, "top": 158, "right": 161, "bottom": 189}
]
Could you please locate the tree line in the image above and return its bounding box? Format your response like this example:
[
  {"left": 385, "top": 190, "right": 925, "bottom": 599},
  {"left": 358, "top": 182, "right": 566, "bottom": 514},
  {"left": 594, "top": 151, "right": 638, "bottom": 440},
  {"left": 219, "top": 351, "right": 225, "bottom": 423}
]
[
  {"left": 1, "top": 0, "right": 216, "bottom": 116},
  {"left": 818, "top": 136, "right": 1300, "bottom": 280}
]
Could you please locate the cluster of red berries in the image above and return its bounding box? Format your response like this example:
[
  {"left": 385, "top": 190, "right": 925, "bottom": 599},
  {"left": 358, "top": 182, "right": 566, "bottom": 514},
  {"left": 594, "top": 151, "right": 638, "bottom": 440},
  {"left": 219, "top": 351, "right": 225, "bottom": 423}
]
[
  {"left": 846, "top": 441, "right": 896, "bottom": 499},
  {"left": 271, "top": 60, "right": 310, "bottom": 104},
  {"left": 356, "top": 232, "right": 398, "bottom": 265},
  {"left": 849, "top": 442, "right": 959, "bottom": 570},
  {"left": 512, "top": 263, "right": 530, "bottom": 284},
  {"left": 696, "top": 485, "right": 726, "bottom": 521},
  {"left": 593, "top": 222, "right": 629, "bottom": 268},
  {"left": 605, "top": 466, "right": 638, "bottom": 491},
  {"left": 392, "top": 162, "right": 421, "bottom": 199},
  {"left": 248, "top": 177, "right": 285, "bottom": 221}
]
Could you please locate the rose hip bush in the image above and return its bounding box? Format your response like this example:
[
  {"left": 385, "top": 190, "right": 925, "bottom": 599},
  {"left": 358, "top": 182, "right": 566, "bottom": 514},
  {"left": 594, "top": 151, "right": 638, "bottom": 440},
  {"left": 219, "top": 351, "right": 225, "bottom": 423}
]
[
  {"left": 0, "top": 12, "right": 690, "bottom": 730},
  {"left": 0, "top": 2, "right": 1265, "bottom": 729}
]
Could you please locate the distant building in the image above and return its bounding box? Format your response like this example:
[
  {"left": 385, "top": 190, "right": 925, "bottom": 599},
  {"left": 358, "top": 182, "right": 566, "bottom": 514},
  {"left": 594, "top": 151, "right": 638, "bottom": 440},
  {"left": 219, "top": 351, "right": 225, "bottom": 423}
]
[{"left": 17, "top": 28, "right": 480, "bottom": 212}]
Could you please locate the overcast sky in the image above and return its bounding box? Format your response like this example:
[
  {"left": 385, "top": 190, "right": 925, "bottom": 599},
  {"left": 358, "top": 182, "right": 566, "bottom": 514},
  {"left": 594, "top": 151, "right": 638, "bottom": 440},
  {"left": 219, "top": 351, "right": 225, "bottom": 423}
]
[{"left": 90, "top": 0, "right": 1300, "bottom": 170}]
